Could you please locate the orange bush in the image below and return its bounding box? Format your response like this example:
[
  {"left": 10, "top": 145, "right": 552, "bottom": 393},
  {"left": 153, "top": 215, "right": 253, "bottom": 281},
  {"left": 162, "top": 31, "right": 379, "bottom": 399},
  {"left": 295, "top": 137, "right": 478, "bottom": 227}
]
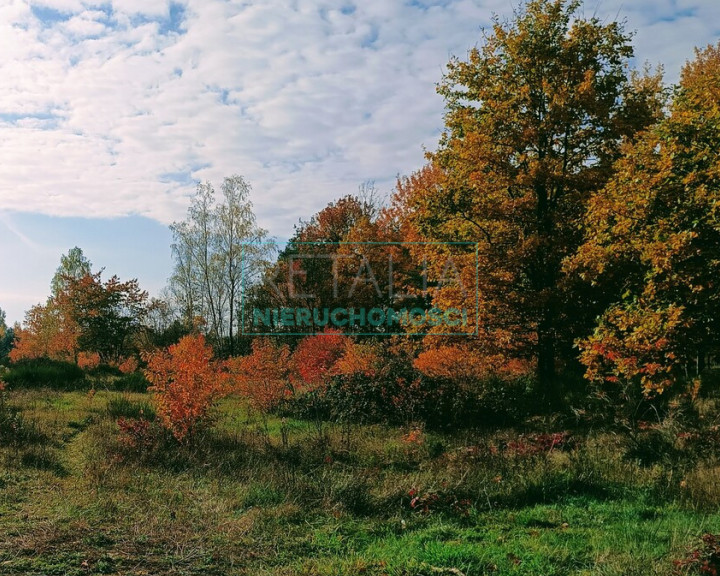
[
  {"left": 117, "top": 356, "right": 139, "bottom": 374},
  {"left": 413, "top": 345, "right": 490, "bottom": 385},
  {"left": 290, "top": 329, "right": 348, "bottom": 393},
  {"left": 143, "top": 334, "right": 227, "bottom": 441},
  {"left": 77, "top": 351, "right": 101, "bottom": 370},
  {"left": 333, "top": 341, "right": 383, "bottom": 378},
  {"left": 227, "top": 339, "right": 291, "bottom": 415}
]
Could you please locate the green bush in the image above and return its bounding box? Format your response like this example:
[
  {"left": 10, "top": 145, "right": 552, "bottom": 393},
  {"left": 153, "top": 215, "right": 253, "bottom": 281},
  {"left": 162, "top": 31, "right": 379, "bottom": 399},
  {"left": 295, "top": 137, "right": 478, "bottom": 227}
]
[
  {"left": 4, "top": 358, "right": 85, "bottom": 390},
  {"left": 283, "top": 370, "right": 533, "bottom": 431},
  {"left": 0, "top": 402, "right": 45, "bottom": 447},
  {"left": 87, "top": 364, "right": 123, "bottom": 378},
  {"left": 113, "top": 372, "right": 150, "bottom": 393}
]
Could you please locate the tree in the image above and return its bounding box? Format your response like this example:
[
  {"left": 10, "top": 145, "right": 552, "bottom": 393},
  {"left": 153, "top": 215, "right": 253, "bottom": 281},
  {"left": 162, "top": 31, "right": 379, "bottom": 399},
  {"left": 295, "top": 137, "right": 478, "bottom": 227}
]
[
  {"left": 10, "top": 250, "right": 147, "bottom": 365},
  {"left": 169, "top": 176, "right": 270, "bottom": 355},
  {"left": 227, "top": 338, "right": 291, "bottom": 417},
  {"left": 61, "top": 272, "right": 148, "bottom": 364},
  {"left": 10, "top": 300, "right": 79, "bottom": 362},
  {"left": 400, "top": 0, "right": 663, "bottom": 401},
  {"left": 572, "top": 43, "right": 720, "bottom": 396},
  {"left": 51, "top": 247, "right": 92, "bottom": 297},
  {"left": 265, "top": 193, "right": 380, "bottom": 333},
  {"left": 137, "top": 295, "right": 190, "bottom": 352},
  {"left": 256, "top": 187, "right": 429, "bottom": 336},
  {"left": 0, "top": 307, "right": 13, "bottom": 363},
  {"left": 144, "top": 333, "right": 228, "bottom": 441}
]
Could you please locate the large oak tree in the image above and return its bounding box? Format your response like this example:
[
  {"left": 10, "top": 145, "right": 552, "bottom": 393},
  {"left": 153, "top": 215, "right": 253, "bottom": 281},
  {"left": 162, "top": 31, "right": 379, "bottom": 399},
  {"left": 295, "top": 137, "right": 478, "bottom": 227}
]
[{"left": 400, "top": 0, "right": 663, "bottom": 401}]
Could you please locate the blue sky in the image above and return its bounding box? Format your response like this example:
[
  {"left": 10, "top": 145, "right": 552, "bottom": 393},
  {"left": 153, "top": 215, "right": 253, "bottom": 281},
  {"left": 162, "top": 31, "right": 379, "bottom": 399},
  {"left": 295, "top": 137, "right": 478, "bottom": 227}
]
[{"left": 1, "top": 0, "right": 719, "bottom": 324}]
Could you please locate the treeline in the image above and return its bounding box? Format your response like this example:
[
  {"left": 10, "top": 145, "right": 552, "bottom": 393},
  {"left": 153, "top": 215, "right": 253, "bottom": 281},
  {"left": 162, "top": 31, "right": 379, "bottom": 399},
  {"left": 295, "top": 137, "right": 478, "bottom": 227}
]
[{"left": 2, "top": 0, "right": 720, "bottom": 428}]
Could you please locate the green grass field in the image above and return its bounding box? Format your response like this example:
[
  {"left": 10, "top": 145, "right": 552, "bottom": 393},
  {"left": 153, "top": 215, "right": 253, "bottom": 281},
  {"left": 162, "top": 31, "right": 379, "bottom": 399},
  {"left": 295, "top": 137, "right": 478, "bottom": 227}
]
[{"left": 1, "top": 388, "right": 719, "bottom": 575}]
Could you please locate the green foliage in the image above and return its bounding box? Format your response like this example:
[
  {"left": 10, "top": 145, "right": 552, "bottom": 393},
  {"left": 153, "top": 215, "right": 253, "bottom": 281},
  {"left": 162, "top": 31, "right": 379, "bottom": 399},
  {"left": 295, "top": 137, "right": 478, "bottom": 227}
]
[
  {"left": 0, "top": 388, "right": 719, "bottom": 574},
  {"left": 113, "top": 371, "right": 150, "bottom": 393},
  {"left": 0, "top": 405, "right": 45, "bottom": 447},
  {"left": 51, "top": 246, "right": 92, "bottom": 297},
  {"left": 3, "top": 358, "right": 85, "bottom": 390},
  {"left": 0, "top": 306, "right": 9, "bottom": 362},
  {"left": 62, "top": 272, "right": 149, "bottom": 364},
  {"left": 106, "top": 395, "right": 155, "bottom": 420},
  {"left": 0, "top": 326, "right": 13, "bottom": 363}
]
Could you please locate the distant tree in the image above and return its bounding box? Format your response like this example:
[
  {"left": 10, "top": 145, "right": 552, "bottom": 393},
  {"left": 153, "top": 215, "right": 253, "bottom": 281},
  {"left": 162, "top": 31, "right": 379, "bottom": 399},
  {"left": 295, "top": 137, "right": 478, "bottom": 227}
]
[
  {"left": 257, "top": 187, "right": 417, "bottom": 336},
  {"left": 11, "top": 247, "right": 92, "bottom": 363},
  {"left": 0, "top": 307, "right": 13, "bottom": 362},
  {"left": 169, "top": 176, "right": 271, "bottom": 355},
  {"left": 10, "top": 300, "right": 79, "bottom": 362},
  {"left": 11, "top": 250, "right": 147, "bottom": 366},
  {"left": 60, "top": 272, "right": 149, "bottom": 364},
  {"left": 137, "top": 295, "right": 190, "bottom": 352},
  {"left": 51, "top": 247, "right": 92, "bottom": 297}
]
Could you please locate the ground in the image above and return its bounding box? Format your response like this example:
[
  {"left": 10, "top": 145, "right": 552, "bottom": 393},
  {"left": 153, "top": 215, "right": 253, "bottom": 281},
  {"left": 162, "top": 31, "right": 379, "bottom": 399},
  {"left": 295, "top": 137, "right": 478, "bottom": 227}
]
[{"left": 1, "top": 388, "right": 718, "bottom": 575}]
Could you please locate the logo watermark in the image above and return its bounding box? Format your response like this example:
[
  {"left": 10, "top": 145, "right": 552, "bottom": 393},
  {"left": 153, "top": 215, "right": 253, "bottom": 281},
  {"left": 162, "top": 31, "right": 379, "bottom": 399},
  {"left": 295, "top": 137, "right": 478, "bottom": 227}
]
[{"left": 241, "top": 242, "right": 479, "bottom": 336}]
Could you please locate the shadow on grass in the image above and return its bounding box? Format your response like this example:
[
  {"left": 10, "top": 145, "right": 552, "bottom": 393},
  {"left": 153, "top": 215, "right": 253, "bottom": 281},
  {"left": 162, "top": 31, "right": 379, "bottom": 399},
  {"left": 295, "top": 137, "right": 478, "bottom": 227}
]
[{"left": 20, "top": 447, "right": 69, "bottom": 477}]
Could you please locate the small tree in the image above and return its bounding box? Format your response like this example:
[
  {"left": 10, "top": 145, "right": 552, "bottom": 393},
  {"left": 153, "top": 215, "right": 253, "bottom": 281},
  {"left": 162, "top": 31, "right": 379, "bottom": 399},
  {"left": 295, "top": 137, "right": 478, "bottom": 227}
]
[
  {"left": 10, "top": 301, "right": 79, "bottom": 362},
  {"left": 61, "top": 272, "right": 148, "bottom": 364},
  {"left": 227, "top": 338, "right": 291, "bottom": 424},
  {"left": 144, "top": 334, "right": 227, "bottom": 441},
  {"left": 573, "top": 43, "right": 720, "bottom": 396}
]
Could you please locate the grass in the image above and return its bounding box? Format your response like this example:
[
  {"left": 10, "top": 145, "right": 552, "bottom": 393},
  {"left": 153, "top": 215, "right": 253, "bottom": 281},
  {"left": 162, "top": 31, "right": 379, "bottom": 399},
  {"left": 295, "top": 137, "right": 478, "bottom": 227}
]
[{"left": 0, "top": 388, "right": 719, "bottom": 575}]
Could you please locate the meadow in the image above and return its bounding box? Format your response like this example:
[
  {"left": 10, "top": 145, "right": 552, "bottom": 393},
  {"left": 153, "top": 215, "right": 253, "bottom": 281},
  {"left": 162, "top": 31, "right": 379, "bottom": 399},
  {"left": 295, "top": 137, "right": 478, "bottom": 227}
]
[{"left": 2, "top": 374, "right": 720, "bottom": 576}]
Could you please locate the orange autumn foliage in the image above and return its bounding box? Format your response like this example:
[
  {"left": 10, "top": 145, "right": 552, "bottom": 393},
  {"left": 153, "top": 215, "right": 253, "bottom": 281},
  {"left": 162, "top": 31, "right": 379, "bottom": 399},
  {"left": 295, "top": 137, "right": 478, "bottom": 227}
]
[
  {"left": 10, "top": 301, "right": 80, "bottom": 363},
  {"left": 333, "top": 341, "right": 383, "bottom": 378},
  {"left": 227, "top": 339, "right": 291, "bottom": 414},
  {"left": 290, "top": 329, "right": 348, "bottom": 393},
  {"left": 413, "top": 345, "right": 534, "bottom": 386},
  {"left": 571, "top": 43, "right": 720, "bottom": 395},
  {"left": 143, "top": 334, "right": 227, "bottom": 441},
  {"left": 413, "top": 345, "right": 491, "bottom": 384},
  {"left": 116, "top": 356, "right": 139, "bottom": 374},
  {"left": 77, "top": 351, "right": 101, "bottom": 370}
]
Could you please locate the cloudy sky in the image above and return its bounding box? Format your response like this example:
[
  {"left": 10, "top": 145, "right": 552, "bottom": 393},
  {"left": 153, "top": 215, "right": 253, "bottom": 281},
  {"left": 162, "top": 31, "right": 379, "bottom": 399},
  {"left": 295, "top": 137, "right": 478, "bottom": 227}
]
[{"left": 0, "top": 0, "right": 718, "bottom": 324}]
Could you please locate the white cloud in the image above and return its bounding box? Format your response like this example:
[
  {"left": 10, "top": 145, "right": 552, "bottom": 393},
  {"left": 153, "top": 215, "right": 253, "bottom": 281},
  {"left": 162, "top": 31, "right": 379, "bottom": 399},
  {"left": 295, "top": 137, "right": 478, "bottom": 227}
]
[{"left": 0, "top": 0, "right": 718, "bottom": 240}]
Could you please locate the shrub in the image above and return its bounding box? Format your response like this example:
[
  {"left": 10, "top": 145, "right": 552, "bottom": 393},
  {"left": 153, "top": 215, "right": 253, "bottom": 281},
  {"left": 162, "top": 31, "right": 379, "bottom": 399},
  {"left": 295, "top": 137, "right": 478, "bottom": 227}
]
[
  {"left": 3, "top": 358, "right": 85, "bottom": 390},
  {"left": 143, "top": 334, "right": 228, "bottom": 441},
  {"left": 673, "top": 533, "right": 720, "bottom": 575},
  {"left": 227, "top": 338, "right": 291, "bottom": 418},
  {"left": 77, "top": 351, "right": 101, "bottom": 370},
  {"left": 290, "top": 329, "right": 348, "bottom": 394},
  {"left": 113, "top": 371, "right": 150, "bottom": 393},
  {"left": 87, "top": 363, "right": 123, "bottom": 378},
  {"left": 116, "top": 356, "right": 139, "bottom": 374},
  {"left": 107, "top": 395, "right": 155, "bottom": 420},
  {"left": 116, "top": 417, "right": 157, "bottom": 455}
]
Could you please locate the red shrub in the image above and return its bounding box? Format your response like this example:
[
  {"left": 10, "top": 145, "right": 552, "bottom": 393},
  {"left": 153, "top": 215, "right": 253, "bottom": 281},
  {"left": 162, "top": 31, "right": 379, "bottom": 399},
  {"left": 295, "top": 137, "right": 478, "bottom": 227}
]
[{"left": 673, "top": 533, "right": 720, "bottom": 576}]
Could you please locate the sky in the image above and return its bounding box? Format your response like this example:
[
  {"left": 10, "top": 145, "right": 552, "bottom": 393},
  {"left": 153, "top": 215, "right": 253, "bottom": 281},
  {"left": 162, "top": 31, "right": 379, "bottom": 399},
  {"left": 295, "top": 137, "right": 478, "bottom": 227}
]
[{"left": 0, "top": 0, "right": 719, "bottom": 325}]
